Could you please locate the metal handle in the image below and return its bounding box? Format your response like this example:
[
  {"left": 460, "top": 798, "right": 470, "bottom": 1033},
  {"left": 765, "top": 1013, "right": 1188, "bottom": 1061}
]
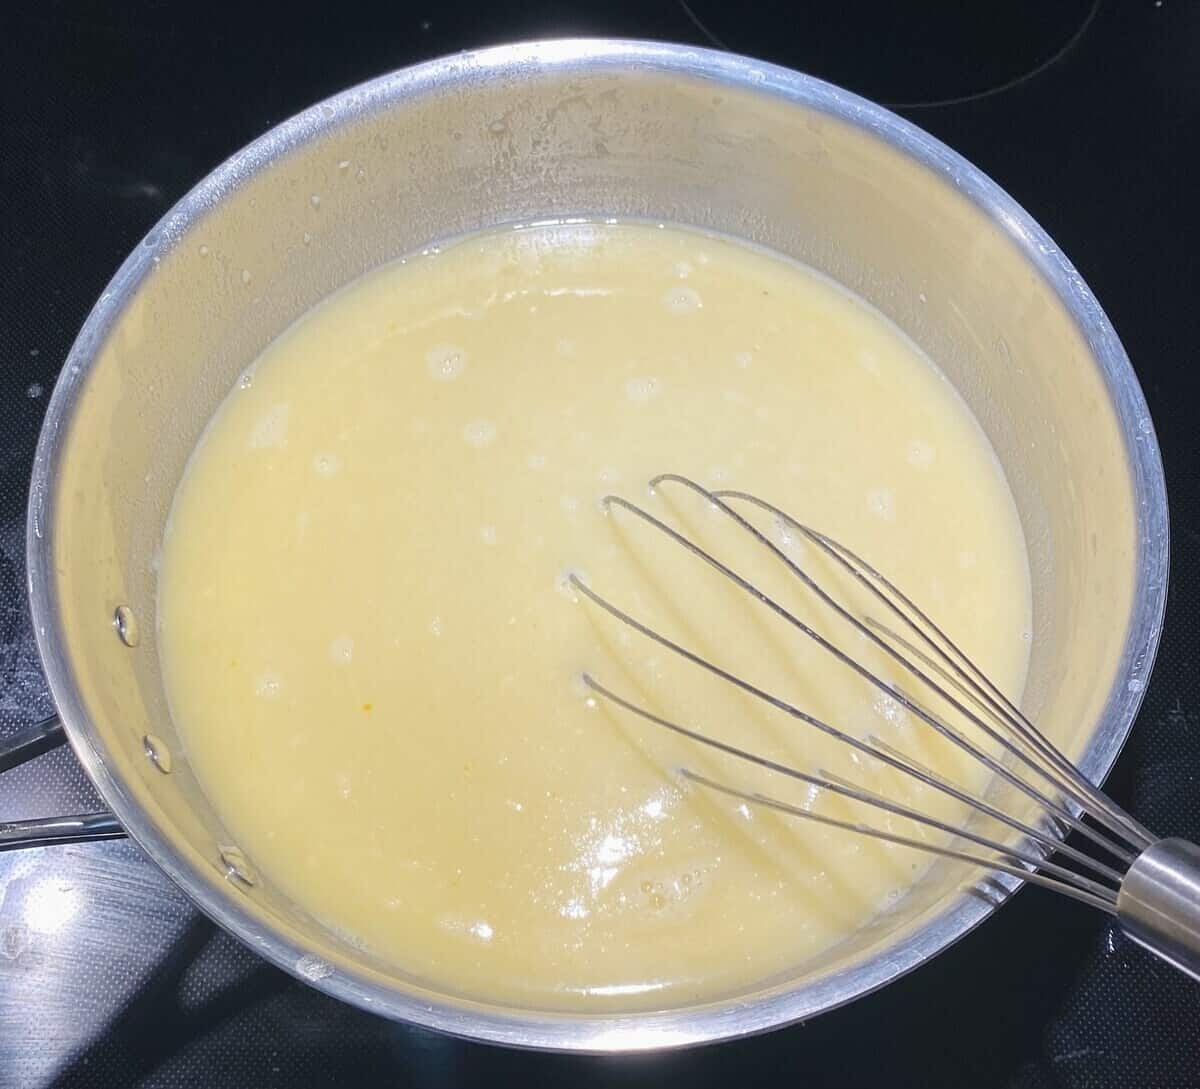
[
  {"left": 0, "top": 711, "right": 126, "bottom": 850},
  {"left": 1117, "top": 837, "right": 1200, "bottom": 980},
  {"left": 0, "top": 712, "right": 66, "bottom": 773},
  {"left": 1, "top": 812, "right": 126, "bottom": 851}
]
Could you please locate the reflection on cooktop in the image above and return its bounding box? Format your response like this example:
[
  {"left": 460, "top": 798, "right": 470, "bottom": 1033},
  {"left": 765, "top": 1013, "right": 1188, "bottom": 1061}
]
[{"left": 678, "top": 0, "right": 1098, "bottom": 107}]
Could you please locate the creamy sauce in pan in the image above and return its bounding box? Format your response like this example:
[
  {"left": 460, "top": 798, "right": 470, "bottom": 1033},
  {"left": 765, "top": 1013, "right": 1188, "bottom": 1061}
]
[{"left": 159, "top": 221, "right": 1031, "bottom": 1008}]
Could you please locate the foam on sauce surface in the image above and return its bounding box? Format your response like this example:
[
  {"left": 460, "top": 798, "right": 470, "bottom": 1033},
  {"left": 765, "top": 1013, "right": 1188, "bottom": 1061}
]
[{"left": 158, "top": 221, "right": 1031, "bottom": 1008}]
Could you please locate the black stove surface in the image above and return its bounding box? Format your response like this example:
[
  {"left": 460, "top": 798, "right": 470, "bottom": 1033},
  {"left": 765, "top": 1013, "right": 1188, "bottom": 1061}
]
[{"left": 2, "top": 2, "right": 1199, "bottom": 1086}]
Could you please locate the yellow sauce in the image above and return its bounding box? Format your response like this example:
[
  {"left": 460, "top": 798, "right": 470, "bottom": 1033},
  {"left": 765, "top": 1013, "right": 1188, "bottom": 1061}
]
[{"left": 158, "top": 221, "right": 1031, "bottom": 1008}]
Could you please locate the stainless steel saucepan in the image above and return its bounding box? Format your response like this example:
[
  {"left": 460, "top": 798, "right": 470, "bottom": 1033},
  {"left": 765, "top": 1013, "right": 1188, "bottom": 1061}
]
[{"left": 0, "top": 41, "right": 1168, "bottom": 1050}]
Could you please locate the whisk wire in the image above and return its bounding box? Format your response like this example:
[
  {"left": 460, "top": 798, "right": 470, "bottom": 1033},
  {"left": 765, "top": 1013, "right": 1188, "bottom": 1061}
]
[
  {"left": 722, "top": 490, "right": 1154, "bottom": 851},
  {"left": 575, "top": 475, "right": 1153, "bottom": 912},
  {"left": 680, "top": 770, "right": 1120, "bottom": 914},
  {"left": 581, "top": 671, "right": 1125, "bottom": 898},
  {"left": 599, "top": 477, "right": 1137, "bottom": 866},
  {"left": 657, "top": 476, "right": 1142, "bottom": 858}
]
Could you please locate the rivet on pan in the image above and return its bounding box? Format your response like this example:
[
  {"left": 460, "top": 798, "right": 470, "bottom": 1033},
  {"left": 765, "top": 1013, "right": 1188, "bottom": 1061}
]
[
  {"left": 218, "top": 845, "right": 257, "bottom": 887},
  {"left": 142, "top": 734, "right": 173, "bottom": 774},
  {"left": 113, "top": 605, "right": 140, "bottom": 647}
]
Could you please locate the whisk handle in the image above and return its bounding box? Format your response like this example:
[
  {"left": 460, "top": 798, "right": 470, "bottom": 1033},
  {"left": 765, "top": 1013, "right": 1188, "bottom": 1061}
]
[{"left": 1118, "top": 838, "right": 1200, "bottom": 980}]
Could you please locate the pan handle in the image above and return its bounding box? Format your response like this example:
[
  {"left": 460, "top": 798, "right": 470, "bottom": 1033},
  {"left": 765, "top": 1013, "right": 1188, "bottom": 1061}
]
[
  {"left": 1, "top": 812, "right": 126, "bottom": 851},
  {"left": 0, "top": 712, "right": 127, "bottom": 850},
  {"left": 0, "top": 712, "right": 66, "bottom": 773}
]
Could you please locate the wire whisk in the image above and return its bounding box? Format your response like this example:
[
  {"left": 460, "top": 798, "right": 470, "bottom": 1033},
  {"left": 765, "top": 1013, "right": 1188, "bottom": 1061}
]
[{"left": 570, "top": 474, "right": 1200, "bottom": 979}]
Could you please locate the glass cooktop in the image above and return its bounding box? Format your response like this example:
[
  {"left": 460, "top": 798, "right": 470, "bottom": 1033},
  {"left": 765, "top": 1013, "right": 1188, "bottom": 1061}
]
[{"left": 2, "top": 2, "right": 1197, "bottom": 1086}]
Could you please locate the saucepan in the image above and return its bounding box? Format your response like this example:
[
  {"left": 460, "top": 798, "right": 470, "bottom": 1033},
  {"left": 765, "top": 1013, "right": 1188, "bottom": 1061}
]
[{"left": 0, "top": 41, "right": 1168, "bottom": 1049}]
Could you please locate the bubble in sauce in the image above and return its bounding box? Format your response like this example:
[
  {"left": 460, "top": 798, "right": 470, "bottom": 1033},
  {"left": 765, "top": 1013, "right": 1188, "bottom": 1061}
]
[
  {"left": 256, "top": 672, "right": 282, "bottom": 699},
  {"left": 463, "top": 419, "right": 497, "bottom": 448},
  {"left": 329, "top": 636, "right": 354, "bottom": 664},
  {"left": 906, "top": 439, "right": 936, "bottom": 468},
  {"left": 734, "top": 351, "right": 753, "bottom": 369},
  {"left": 480, "top": 525, "right": 497, "bottom": 545},
  {"left": 867, "top": 487, "right": 897, "bottom": 522},
  {"left": 427, "top": 344, "right": 466, "bottom": 381},
  {"left": 624, "top": 376, "right": 661, "bottom": 403},
  {"left": 313, "top": 452, "right": 342, "bottom": 477},
  {"left": 663, "top": 286, "right": 702, "bottom": 314}
]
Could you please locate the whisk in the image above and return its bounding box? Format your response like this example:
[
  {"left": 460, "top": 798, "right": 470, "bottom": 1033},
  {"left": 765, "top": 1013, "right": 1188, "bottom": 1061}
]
[{"left": 570, "top": 474, "right": 1200, "bottom": 980}]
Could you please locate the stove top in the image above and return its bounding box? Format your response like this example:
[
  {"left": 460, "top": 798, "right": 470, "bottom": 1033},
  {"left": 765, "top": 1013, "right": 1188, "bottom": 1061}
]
[{"left": 3, "top": 3, "right": 1199, "bottom": 1086}]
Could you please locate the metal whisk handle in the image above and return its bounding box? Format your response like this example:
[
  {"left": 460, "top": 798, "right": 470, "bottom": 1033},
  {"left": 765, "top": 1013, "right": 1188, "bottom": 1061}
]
[{"left": 1118, "top": 838, "right": 1200, "bottom": 981}]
